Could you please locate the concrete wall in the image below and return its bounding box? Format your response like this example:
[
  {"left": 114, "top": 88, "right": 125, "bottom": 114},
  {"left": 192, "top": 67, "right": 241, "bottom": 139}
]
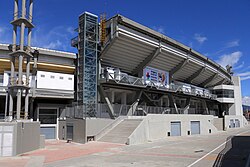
[
  {"left": 66, "top": 118, "right": 87, "bottom": 144},
  {"left": 213, "top": 118, "right": 224, "bottom": 131},
  {"left": 86, "top": 118, "right": 114, "bottom": 136},
  {"left": 64, "top": 118, "right": 114, "bottom": 143},
  {"left": 224, "top": 115, "right": 248, "bottom": 130},
  {"left": 0, "top": 121, "right": 41, "bottom": 156},
  {"left": 229, "top": 76, "right": 243, "bottom": 116},
  {"left": 128, "top": 114, "right": 218, "bottom": 145},
  {"left": 58, "top": 120, "right": 66, "bottom": 140},
  {"left": 37, "top": 71, "right": 74, "bottom": 91},
  {"left": 16, "top": 122, "right": 41, "bottom": 155}
]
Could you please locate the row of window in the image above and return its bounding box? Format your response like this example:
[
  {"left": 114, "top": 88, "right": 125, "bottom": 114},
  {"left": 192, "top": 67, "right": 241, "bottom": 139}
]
[
  {"left": 212, "top": 89, "right": 234, "bottom": 98},
  {"left": 40, "top": 74, "right": 72, "bottom": 80}
]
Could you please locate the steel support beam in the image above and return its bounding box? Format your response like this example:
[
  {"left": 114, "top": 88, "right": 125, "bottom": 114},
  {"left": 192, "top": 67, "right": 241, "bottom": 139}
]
[
  {"left": 183, "top": 97, "right": 191, "bottom": 114},
  {"left": 132, "top": 46, "right": 161, "bottom": 75},
  {"left": 200, "top": 73, "right": 218, "bottom": 87},
  {"left": 185, "top": 67, "right": 206, "bottom": 83},
  {"left": 202, "top": 100, "right": 209, "bottom": 114},
  {"left": 127, "top": 90, "right": 142, "bottom": 116},
  {"left": 168, "top": 94, "right": 178, "bottom": 114},
  {"left": 98, "top": 85, "right": 115, "bottom": 119},
  {"left": 169, "top": 59, "right": 189, "bottom": 81}
]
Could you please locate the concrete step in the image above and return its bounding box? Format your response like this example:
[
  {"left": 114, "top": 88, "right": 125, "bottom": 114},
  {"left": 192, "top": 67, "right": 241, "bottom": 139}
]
[{"left": 98, "top": 119, "right": 142, "bottom": 144}]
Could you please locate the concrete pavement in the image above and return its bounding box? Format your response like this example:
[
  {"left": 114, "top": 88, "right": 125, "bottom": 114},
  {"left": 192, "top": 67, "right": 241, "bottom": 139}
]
[{"left": 1, "top": 125, "right": 250, "bottom": 167}]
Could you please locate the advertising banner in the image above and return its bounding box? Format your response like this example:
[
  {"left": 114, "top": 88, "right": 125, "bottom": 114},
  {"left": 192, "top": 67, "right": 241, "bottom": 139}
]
[{"left": 143, "top": 66, "right": 169, "bottom": 86}]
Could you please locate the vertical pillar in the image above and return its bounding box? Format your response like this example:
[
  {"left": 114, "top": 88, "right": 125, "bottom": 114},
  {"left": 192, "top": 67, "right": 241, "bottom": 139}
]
[
  {"left": 9, "top": 90, "right": 13, "bottom": 119},
  {"left": 21, "top": 0, "right": 26, "bottom": 18},
  {"left": 29, "top": 0, "right": 33, "bottom": 22},
  {"left": 16, "top": 89, "right": 21, "bottom": 119},
  {"left": 5, "top": 92, "right": 8, "bottom": 119},
  {"left": 121, "top": 92, "right": 127, "bottom": 105},
  {"left": 25, "top": 57, "right": 30, "bottom": 119},
  {"left": 14, "top": 0, "right": 18, "bottom": 20},
  {"left": 9, "top": 57, "right": 15, "bottom": 118}
]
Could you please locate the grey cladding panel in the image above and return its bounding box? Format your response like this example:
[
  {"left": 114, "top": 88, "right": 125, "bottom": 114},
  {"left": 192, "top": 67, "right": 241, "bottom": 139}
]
[
  {"left": 191, "top": 121, "right": 200, "bottom": 135},
  {"left": 171, "top": 122, "right": 181, "bottom": 136}
]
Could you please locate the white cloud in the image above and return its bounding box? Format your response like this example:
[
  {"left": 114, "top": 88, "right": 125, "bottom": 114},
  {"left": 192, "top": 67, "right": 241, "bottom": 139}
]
[
  {"left": 0, "top": 26, "right": 12, "bottom": 44},
  {"left": 194, "top": 33, "right": 207, "bottom": 44},
  {"left": 234, "top": 61, "right": 244, "bottom": 70},
  {"left": 236, "top": 71, "right": 250, "bottom": 81},
  {"left": 32, "top": 26, "right": 76, "bottom": 51},
  {"left": 241, "top": 76, "right": 250, "bottom": 81},
  {"left": 216, "top": 51, "right": 242, "bottom": 68},
  {"left": 225, "top": 40, "right": 239, "bottom": 48},
  {"left": 66, "top": 27, "right": 75, "bottom": 35},
  {"left": 44, "top": 40, "right": 62, "bottom": 49},
  {"left": 242, "top": 96, "right": 250, "bottom": 106},
  {"left": 152, "top": 26, "right": 166, "bottom": 34}
]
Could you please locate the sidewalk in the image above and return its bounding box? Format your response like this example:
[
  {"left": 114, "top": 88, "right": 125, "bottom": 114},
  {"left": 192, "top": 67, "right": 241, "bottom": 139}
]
[{"left": 0, "top": 140, "right": 123, "bottom": 167}]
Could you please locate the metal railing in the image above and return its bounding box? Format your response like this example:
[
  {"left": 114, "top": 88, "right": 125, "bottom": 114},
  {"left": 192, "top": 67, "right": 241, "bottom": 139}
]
[
  {"left": 64, "top": 103, "right": 216, "bottom": 119},
  {"left": 101, "top": 71, "right": 217, "bottom": 100}
]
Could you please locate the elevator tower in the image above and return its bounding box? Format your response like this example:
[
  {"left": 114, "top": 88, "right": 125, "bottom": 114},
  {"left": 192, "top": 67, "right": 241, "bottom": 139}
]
[{"left": 76, "top": 12, "right": 99, "bottom": 117}]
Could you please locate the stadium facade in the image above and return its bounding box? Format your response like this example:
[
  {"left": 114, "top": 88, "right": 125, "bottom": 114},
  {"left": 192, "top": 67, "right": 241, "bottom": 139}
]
[{"left": 0, "top": 11, "right": 247, "bottom": 144}]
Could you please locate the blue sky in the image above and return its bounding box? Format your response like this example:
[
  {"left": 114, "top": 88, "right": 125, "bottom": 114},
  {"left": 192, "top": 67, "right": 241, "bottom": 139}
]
[{"left": 0, "top": 0, "right": 250, "bottom": 100}]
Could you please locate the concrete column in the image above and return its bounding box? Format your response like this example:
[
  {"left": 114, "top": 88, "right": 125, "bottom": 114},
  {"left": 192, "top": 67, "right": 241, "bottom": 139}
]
[
  {"left": 10, "top": 57, "right": 15, "bottom": 85},
  {"left": 24, "top": 93, "right": 29, "bottom": 119},
  {"left": 29, "top": 0, "right": 33, "bottom": 22},
  {"left": 16, "top": 89, "right": 21, "bottom": 119},
  {"left": 111, "top": 91, "right": 115, "bottom": 104},
  {"left": 20, "top": 23, "right": 25, "bottom": 50},
  {"left": 18, "top": 55, "right": 23, "bottom": 84},
  {"left": 26, "top": 57, "right": 30, "bottom": 86},
  {"left": 121, "top": 92, "right": 127, "bottom": 104},
  {"left": 8, "top": 92, "right": 13, "bottom": 119},
  {"left": 25, "top": 57, "right": 30, "bottom": 119},
  {"left": 4, "top": 92, "right": 8, "bottom": 119},
  {"left": 24, "top": 58, "right": 30, "bottom": 119},
  {"left": 27, "top": 28, "right": 32, "bottom": 47},
  {"left": 21, "top": 0, "right": 26, "bottom": 18},
  {"left": 12, "top": 26, "right": 17, "bottom": 51},
  {"left": 14, "top": 0, "right": 18, "bottom": 20}
]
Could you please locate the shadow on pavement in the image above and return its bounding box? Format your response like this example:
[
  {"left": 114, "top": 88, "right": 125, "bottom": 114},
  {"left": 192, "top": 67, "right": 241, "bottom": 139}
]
[{"left": 213, "top": 135, "right": 250, "bottom": 167}]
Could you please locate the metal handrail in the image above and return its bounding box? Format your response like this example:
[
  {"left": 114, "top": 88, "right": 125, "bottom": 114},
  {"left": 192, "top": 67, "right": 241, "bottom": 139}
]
[
  {"left": 103, "top": 72, "right": 217, "bottom": 100},
  {"left": 64, "top": 103, "right": 216, "bottom": 119}
]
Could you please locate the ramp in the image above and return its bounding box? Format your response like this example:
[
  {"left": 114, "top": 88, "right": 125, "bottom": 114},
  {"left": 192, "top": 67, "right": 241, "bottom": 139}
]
[{"left": 98, "top": 119, "right": 142, "bottom": 144}]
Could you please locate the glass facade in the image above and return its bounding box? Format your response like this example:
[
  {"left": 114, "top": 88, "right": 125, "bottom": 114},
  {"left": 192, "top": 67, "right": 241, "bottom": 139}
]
[{"left": 213, "top": 89, "right": 234, "bottom": 98}]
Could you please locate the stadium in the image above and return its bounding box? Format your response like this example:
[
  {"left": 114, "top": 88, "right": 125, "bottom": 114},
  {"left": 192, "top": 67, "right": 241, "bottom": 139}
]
[{"left": 0, "top": 0, "right": 248, "bottom": 156}]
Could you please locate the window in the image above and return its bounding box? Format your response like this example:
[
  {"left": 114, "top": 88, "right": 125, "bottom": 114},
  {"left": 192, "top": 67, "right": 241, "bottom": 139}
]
[
  {"left": 59, "top": 76, "right": 64, "bottom": 80},
  {"left": 39, "top": 108, "right": 57, "bottom": 124},
  {"left": 41, "top": 74, "right": 45, "bottom": 78},
  {"left": 0, "top": 75, "right": 3, "bottom": 85},
  {"left": 68, "top": 77, "right": 72, "bottom": 80},
  {"left": 213, "top": 89, "right": 234, "bottom": 98},
  {"left": 50, "top": 75, "right": 55, "bottom": 79}
]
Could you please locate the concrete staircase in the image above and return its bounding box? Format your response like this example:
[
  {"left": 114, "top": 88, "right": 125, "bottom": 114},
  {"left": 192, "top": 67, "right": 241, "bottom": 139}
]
[{"left": 98, "top": 119, "right": 142, "bottom": 144}]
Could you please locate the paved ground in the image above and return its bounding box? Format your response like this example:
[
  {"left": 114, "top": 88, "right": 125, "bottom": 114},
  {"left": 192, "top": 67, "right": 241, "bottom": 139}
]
[{"left": 1, "top": 126, "right": 250, "bottom": 167}]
